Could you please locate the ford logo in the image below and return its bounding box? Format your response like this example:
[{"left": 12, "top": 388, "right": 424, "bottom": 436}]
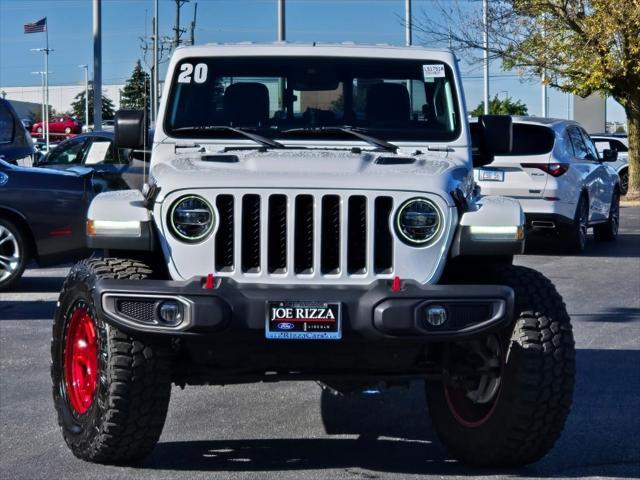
[
  {"left": 276, "top": 322, "right": 295, "bottom": 330},
  {"left": 0, "top": 172, "right": 8, "bottom": 186}
]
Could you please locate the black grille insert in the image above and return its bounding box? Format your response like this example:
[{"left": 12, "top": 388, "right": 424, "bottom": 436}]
[
  {"left": 374, "top": 196, "right": 393, "bottom": 273},
  {"left": 321, "top": 195, "right": 341, "bottom": 274},
  {"left": 215, "top": 195, "right": 234, "bottom": 271},
  {"left": 268, "top": 195, "right": 288, "bottom": 273},
  {"left": 241, "top": 194, "right": 261, "bottom": 273},
  {"left": 347, "top": 196, "right": 367, "bottom": 274},
  {"left": 117, "top": 300, "right": 156, "bottom": 324},
  {"left": 294, "top": 195, "right": 314, "bottom": 274}
]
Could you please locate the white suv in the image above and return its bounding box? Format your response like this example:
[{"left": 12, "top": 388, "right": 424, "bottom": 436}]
[
  {"left": 475, "top": 117, "right": 621, "bottom": 252},
  {"left": 591, "top": 134, "right": 629, "bottom": 195}
]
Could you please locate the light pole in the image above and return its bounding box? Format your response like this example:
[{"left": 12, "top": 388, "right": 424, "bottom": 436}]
[
  {"left": 78, "top": 65, "right": 89, "bottom": 131},
  {"left": 405, "top": 0, "right": 412, "bottom": 46},
  {"left": 30, "top": 46, "right": 52, "bottom": 149},
  {"left": 93, "top": 0, "right": 102, "bottom": 131},
  {"left": 31, "top": 71, "right": 46, "bottom": 129},
  {"left": 482, "top": 0, "right": 490, "bottom": 115},
  {"left": 277, "top": 0, "right": 285, "bottom": 41}
]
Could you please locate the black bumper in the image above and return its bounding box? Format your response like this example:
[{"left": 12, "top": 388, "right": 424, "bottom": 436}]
[
  {"left": 93, "top": 277, "right": 514, "bottom": 342},
  {"left": 525, "top": 213, "right": 574, "bottom": 232}
]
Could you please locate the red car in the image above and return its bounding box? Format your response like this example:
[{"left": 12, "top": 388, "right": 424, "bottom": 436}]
[{"left": 32, "top": 116, "right": 81, "bottom": 135}]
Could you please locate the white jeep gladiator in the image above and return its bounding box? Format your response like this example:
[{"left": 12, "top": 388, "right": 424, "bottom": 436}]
[{"left": 51, "top": 43, "right": 575, "bottom": 467}]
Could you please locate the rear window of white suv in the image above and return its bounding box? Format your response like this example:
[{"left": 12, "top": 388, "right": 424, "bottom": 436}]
[{"left": 510, "top": 124, "right": 555, "bottom": 156}]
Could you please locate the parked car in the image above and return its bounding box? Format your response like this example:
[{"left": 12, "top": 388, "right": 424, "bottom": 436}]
[
  {"left": 474, "top": 117, "right": 620, "bottom": 253},
  {"left": 0, "top": 101, "right": 94, "bottom": 290},
  {"left": 32, "top": 116, "right": 81, "bottom": 135},
  {"left": 51, "top": 44, "right": 575, "bottom": 468},
  {"left": 37, "top": 131, "right": 146, "bottom": 191},
  {"left": 591, "top": 134, "right": 629, "bottom": 194},
  {"left": 0, "top": 99, "right": 36, "bottom": 166}
]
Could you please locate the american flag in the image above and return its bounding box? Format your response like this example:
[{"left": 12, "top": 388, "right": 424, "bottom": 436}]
[{"left": 24, "top": 17, "right": 47, "bottom": 34}]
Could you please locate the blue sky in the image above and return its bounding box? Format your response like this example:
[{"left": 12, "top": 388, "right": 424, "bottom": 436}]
[{"left": 0, "top": 0, "right": 625, "bottom": 121}]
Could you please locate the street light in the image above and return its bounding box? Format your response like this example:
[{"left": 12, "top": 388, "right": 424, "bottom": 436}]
[
  {"left": 78, "top": 65, "right": 89, "bottom": 131},
  {"left": 30, "top": 47, "right": 53, "bottom": 150}
]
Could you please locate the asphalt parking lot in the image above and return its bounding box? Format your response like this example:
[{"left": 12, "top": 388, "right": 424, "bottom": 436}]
[{"left": 1, "top": 206, "right": 639, "bottom": 480}]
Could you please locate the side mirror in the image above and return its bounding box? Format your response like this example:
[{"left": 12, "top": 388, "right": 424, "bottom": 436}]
[
  {"left": 602, "top": 149, "right": 618, "bottom": 162},
  {"left": 472, "top": 115, "right": 513, "bottom": 167},
  {"left": 114, "top": 110, "right": 145, "bottom": 150}
]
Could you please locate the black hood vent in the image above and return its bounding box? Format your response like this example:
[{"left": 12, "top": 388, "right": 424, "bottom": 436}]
[
  {"left": 202, "top": 154, "right": 239, "bottom": 163},
  {"left": 375, "top": 156, "right": 416, "bottom": 165}
]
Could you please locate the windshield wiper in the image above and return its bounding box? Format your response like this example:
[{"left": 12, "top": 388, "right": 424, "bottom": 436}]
[
  {"left": 281, "top": 126, "right": 398, "bottom": 153},
  {"left": 172, "top": 125, "right": 285, "bottom": 150}
]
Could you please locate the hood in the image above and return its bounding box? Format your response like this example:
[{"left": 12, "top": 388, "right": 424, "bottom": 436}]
[{"left": 151, "top": 147, "right": 472, "bottom": 207}]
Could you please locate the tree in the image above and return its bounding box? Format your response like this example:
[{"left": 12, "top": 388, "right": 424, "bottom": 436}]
[
  {"left": 120, "top": 60, "right": 151, "bottom": 119},
  {"left": 70, "top": 87, "right": 116, "bottom": 124},
  {"left": 470, "top": 95, "right": 529, "bottom": 117},
  {"left": 416, "top": 0, "right": 640, "bottom": 198}
]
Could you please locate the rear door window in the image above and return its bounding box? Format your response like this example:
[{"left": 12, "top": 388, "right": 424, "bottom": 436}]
[{"left": 568, "top": 126, "right": 589, "bottom": 160}]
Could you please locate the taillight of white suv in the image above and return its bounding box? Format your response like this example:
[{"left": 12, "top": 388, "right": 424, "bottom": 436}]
[{"left": 521, "top": 163, "right": 570, "bottom": 177}]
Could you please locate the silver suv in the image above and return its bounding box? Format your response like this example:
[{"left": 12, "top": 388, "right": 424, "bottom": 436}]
[{"left": 50, "top": 44, "right": 575, "bottom": 467}]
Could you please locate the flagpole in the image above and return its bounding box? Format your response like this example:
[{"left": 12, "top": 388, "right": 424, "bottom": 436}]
[{"left": 44, "top": 22, "right": 50, "bottom": 150}]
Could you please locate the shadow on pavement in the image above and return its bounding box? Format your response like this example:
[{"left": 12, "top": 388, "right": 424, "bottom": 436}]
[
  {"left": 574, "top": 307, "right": 640, "bottom": 323},
  {"left": 15, "top": 275, "right": 65, "bottom": 293},
  {"left": 525, "top": 233, "right": 640, "bottom": 258},
  {"left": 0, "top": 300, "right": 56, "bottom": 320},
  {"left": 143, "top": 349, "right": 640, "bottom": 478}
]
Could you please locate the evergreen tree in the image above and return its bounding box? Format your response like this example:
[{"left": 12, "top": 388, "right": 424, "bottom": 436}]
[
  {"left": 120, "top": 60, "right": 151, "bottom": 119},
  {"left": 71, "top": 86, "right": 116, "bottom": 124}
]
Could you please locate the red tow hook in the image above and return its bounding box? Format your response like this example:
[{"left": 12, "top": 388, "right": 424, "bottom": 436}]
[
  {"left": 204, "top": 273, "right": 215, "bottom": 289},
  {"left": 391, "top": 276, "right": 402, "bottom": 293}
]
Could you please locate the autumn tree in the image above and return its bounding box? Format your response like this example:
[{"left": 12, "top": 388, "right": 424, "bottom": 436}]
[
  {"left": 470, "top": 94, "right": 529, "bottom": 117},
  {"left": 70, "top": 87, "right": 116, "bottom": 123},
  {"left": 416, "top": 0, "right": 640, "bottom": 197}
]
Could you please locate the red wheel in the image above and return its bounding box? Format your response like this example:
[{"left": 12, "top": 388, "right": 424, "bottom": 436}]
[
  {"left": 442, "top": 335, "right": 503, "bottom": 428},
  {"left": 63, "top": 304, "right": 98, "bottom": 415}
]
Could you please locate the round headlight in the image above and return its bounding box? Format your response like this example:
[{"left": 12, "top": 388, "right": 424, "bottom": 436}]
[
  {"left": 169, "top": 195, "right": 215, "bottom": 243},
  {"left": 395, "top": 198, "right": 442, "bottom": 246}
]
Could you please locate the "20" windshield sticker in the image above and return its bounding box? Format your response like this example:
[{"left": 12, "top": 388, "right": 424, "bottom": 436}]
[{"left": 177, "top": 63, "right": 208, "bottom": 84}]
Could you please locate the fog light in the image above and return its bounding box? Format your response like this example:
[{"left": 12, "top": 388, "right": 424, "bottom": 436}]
[
  {"left": 157, "top": 301, "right": 183, "bottom": 326},
  {"left": 425, "top": 305, "right": 447, "bottom": 327}
]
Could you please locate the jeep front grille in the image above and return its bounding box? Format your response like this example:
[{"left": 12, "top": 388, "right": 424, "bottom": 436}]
[{"left": 212, "top": 192, "right": 394, "bottom": 278}]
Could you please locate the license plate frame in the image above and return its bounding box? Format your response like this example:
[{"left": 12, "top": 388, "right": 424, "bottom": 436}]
[
  {"left": 479, "top": 169, "right": 505, "bottom": 182},
  {"left": 265, "top": 301, "right": 342, "bottom": 340}
]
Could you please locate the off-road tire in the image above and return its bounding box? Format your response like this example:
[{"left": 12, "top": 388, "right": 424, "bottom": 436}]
[
  {"left": 51, "top": 258, "right": 172, "bottom": 464},
  {"left": 427, "top": 265, "right": 576, "bottom": 467},
  {"left": 0, "top": 218, "right": 28, "bottom": 291},
  {"left": 593, "top": 192, "right": 619, "bottom": 242},
  {"left": 564, "top": 194, "right": 589, "bottom": 254}
]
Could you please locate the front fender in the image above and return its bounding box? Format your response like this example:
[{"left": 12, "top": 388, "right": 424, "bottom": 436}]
[
  {"left": 86, "top": 190, "right": 154, "bottom": 251},
  {"left": 451, "top": 196, "right": 525, "bottom": 257}
]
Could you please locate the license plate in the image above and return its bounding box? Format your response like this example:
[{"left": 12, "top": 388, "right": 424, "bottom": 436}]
[
  {"left": 266, "top": 301, "right": 342, "bottom": 340},
  {"left": 479, "top": 169, "right": 505, "bottom": 181}
]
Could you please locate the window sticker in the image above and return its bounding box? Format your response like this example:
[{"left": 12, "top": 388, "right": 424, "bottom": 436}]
[
  {"left": 423, "top": 64, "right": 446, "bottom": 80},
  {"left": 177, "top": 63, "right": 208, "bottom": 84}
]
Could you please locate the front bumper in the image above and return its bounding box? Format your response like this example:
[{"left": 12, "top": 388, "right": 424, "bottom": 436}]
[{"left": 94, "top": 277, "right": 514, "bottom": 342}]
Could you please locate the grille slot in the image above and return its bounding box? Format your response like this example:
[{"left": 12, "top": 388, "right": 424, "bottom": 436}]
[
  {"left": 117, "top": 300, "right": 156, "bottom": 324},
  {"left": 268, "top": 194, "right": 288, "bottom": 273},
  {"left": 294, "top": 195, "right": 314, "bottom": 274},
  {"left": 321, "top": 195, "right": 341, "bottom": 274},
  {"left": 241, "top": 194, "right": 261, "bottom": 273},
  {"left": 374, "top": 196, "right": 394, "bottom": 273},
  {"left": 215, "top": 195, "right": 234, "bottom": 271},
  {"left": 347, "top": 196, "right": 367, "bottom": 274}
]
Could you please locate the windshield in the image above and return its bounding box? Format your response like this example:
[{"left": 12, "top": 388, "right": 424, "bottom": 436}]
[{"left": 165, "top": 56, "right": 461, "bottom": 143}]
